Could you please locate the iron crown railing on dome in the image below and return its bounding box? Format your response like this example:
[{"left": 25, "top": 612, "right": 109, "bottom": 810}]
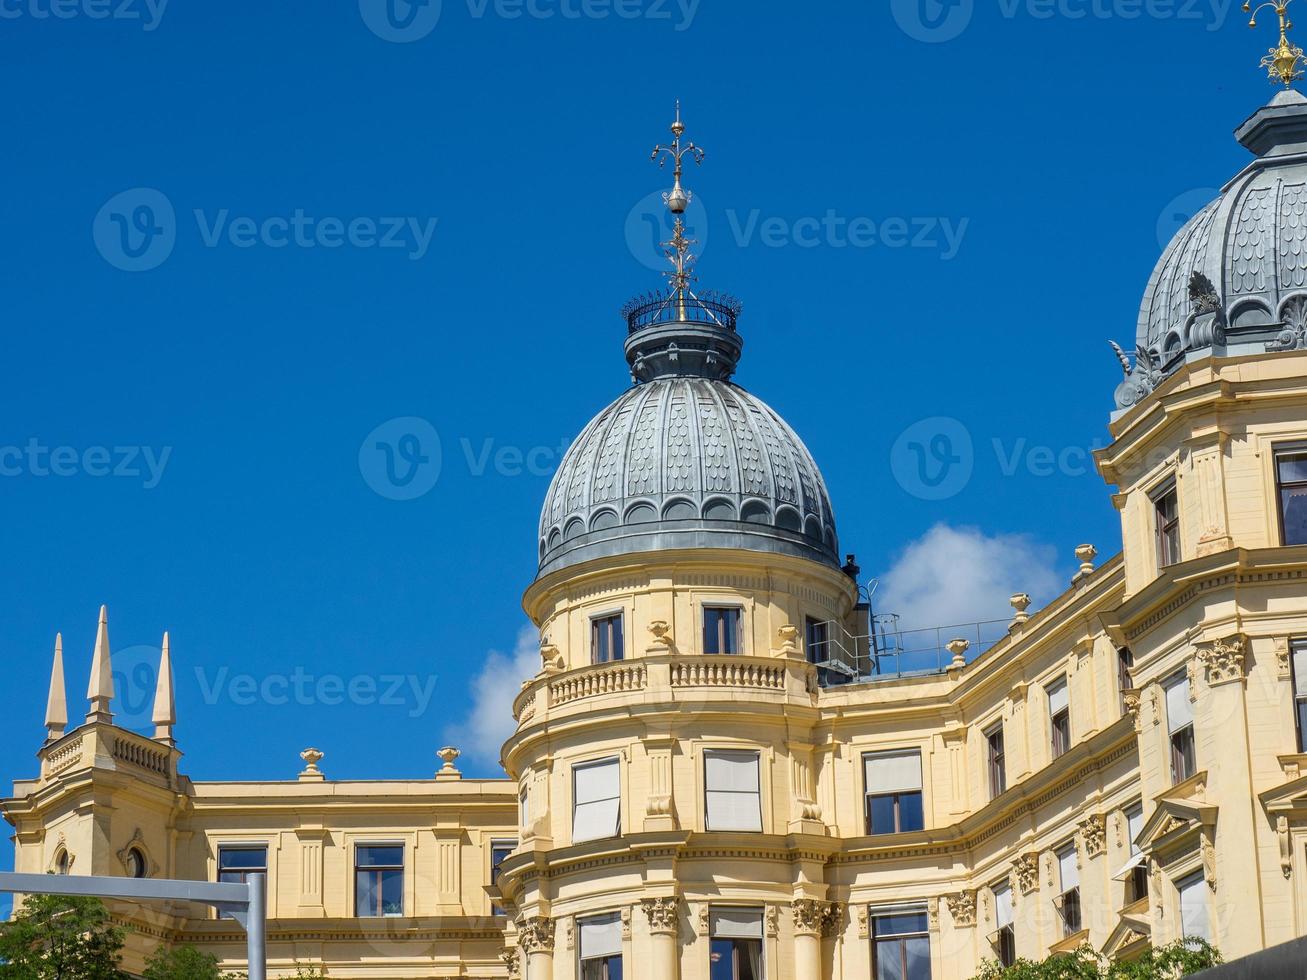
[{"left": 622, "top": 289, "right": 742, "bottom": 335}]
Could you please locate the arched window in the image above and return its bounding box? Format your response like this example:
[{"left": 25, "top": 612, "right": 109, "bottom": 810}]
[
  {"left": 125, "top": 847, "right": 147, "bottom": 878},
  {"left": 54, "top": 849, "right": 71, "bottom": 875}
]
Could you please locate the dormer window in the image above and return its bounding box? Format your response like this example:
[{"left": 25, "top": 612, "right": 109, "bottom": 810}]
[
  {"left": 1276, "top": 447, "right": 1307, "bottom": 545},
  {"left": 1153, "top": 482, "right": 1180, "bottom": 568}
]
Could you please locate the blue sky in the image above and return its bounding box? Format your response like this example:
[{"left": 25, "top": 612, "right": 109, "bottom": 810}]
[{"left": 0, "top": 0, "right": 1277, "bottom": 862}]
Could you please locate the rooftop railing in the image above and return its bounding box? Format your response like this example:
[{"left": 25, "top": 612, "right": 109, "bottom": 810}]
[
  {"left": 810, "top": 618, "right": 1012, "bottom": 684},
  {"left": 622, "top": 289, "right": 741, "bottom": 334}
]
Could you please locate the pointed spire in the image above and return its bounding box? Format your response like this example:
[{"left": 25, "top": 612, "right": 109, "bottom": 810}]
[
  {"left": 152, "top": 631, "right": 175, "bottom": 745},
  {"left": 85, "top": 605, "right": 114, "bottom": 725},
  {"left": 44, "top": 633, "right": 67, "bottom": 741}
]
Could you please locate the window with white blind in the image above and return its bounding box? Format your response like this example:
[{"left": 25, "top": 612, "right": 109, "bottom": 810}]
[
  {"left": 1054, "top": 844, "right": 1082, "bottom": 936},
  {"left": 578, "top": 912, "right": 624, "bottom": 980},
  {"left": 1113, "top": 804, "right": 1148, "bottom": 904},
  {"left": 572, "top": 758, "right": 621, "bottom": 843},
  {"left": 1165, "top": 673, "right": 1196, "bottom": 783},
  {"left": 704, "top": 750, "right": 762, "bottom": 832},
  {"left": 1048, "top": 679, "right": 1070, "bottom": 758},
  {"left": 1177, "top": 872, "right": 1210, "bottom": 941},
  {"left": 991, "top": 882, "right": 1015, "bottom": 967},
  {"left": 709, "top": 907, "right": 764, "bottom": 980},
  {"left": 863, "top": 750, "right": 924, "bottom": 835},
  {"left": 1293, "top": 640, "right": 1307, "bottom": 752}
]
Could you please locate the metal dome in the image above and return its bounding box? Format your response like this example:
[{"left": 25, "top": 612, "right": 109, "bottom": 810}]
[
  {"left": 537, "top": 377, "right": 839, "bottom": 577},
  {"left": 1116, "top": 90, "right": 1307, "bottom": 409}
]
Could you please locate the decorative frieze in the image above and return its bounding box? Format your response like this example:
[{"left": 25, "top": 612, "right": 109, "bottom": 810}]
[
  {"left": 517, "top": 917, "right": 555, "bottom": 954},
  {"left": 641, "top": 897, "right": 680, "bottom": 936},
  {"left": 1198, "top": 634, "right": 1247, "bottom": 685},
  {"left": 945, "top": 890, "right": 976, "bottom": 927},
  {"left": 1078, "top": 814, "right": 1107, "bottom": 859}
]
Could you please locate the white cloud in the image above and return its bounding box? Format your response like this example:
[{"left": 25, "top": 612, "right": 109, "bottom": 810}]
[
  {"left": 875, "top": 524, "right": 1063, "bottom": 632},
  {"left": 444, "top": 623, "right": 539, "bottom": 774}
]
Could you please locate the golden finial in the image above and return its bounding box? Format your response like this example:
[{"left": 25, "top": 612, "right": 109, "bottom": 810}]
[
  {"left": 1245, "top": 0, "right": 1306, "bottom": 86},
  {"left": 650, "top": 103, "right": 706, "bottom": 317}
]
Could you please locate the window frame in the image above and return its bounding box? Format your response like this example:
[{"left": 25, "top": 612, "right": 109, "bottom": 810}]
[
  {"left": 489, "top": 838, "right": 516, "bottom": 916},
  {"left": 703, "top": 748, "right": 763, "bottom": 833},
  {"left": 985, "top": 723, "right": 1006, "bottom": 800},
  {"left": 1047, "top": 678, "right": 1071, "bottom": 759},
  {"left": 354, "top": 842, "right": 405, "bottom": 918},
  {"left": 590, "top": 611, "right": 625, "bottom": 664},
  {"left": 703, "top": 605, "right": 744, "bottom": 655},
  {"left": 1274, "top": 443, "right": 1307, "bottom": 546},
  {"left": 869, "top": 905, "right": 931, "bottom": 980},
  {"left": 991, "top": 882, "right": 1015, "bottom": 967},
  {"left": 1291, "top": 638, "right": 1307, "bottom": 753},
  {"left": 1152, "top": 480, "right": 1181, "bottom": 568},
  {"left": 1165, "top": 671, "right": 1197, "bottom": 784},
  {"left": 216, "top": 844, "right": 269, "bottom": 885},
  {"left": 1176, "top": 870, "right": 1211, "bottom": 941},
  {"left": 1117, "top": 646, "right": 1134, "bottom": 712},
  {"left": 1053, "top": 843, "right": 1082, "bottom": 937},
  {"left": 577, "top": 911, "right": 625, "bottom": 980},
  {"left": 572, "top": 755, "right": 622, "bottom": 843},
  {"left": 708, "top": 906, "right": 765, "bottom": 980},
  {"left": 863, "top": 749, "right": 925, "bottom": 836},
  {"left": 1123, "top": 803, "right": 1148, "bottom": 904}
]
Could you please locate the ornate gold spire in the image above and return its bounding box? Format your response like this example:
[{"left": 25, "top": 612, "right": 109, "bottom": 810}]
[
  {"left": 650, "top": 103, "right": 706, "bottom": 318},
  {"left": 1245, "top": 0, "right": 1307, "bottom": 86}
]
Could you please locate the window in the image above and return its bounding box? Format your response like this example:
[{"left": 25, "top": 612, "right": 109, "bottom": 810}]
[
  {"left": 1177, "top": 872, "right": 1210, "bottom": 941},
  {"left": 124, "top": 848, "right": 147, "bottom": 879},
  {"left": 490, "top": 839, "right": 516, "bottom": 916},
  {"left": 991, "top": 883, "right": 1015, "bottom": 967},
  {"left": 986, "top": 724, "right": 1006, "bottom": 799},
  {"left": 1118, "top": 646, "right": 1134, "bottom": 710},
  {"left": 54, "top": 849, "right": 70, "bottom": 875},
  {"left": 805, "top": 617, "right": 829, "bottom": 663},
  {"left": 1276, "top": 447, "right": 1307, "bottom": 545},
  {"left": 1114, "top": 804, "right": 1148, "bottom": 904},
  {"left": 579, "top": 912, "right": 624, "bottom": 980},
  {"left": 1165, "top": 672, "right": 1196, "bottom": 784},
  {"left": 1054, "top": 844, "right": 1082, "bottom": 936},
  {"left": 864, "top": 750, "right": 924, "bottom": 835},
  {"left": 709, "top": 907, "right": 764, "bottom": 980},
  {"left": 592, "top": 614, "right": 624, "bottom": 664},
  {"left": 871, "top": 907, "right": 930, "bottom": 980},
  {"left": 704, "top": 750, "right": 762, "bottom": 832},
  {"left": 217, "top": 845, "right": 267, "bottom": 884},
  {"left": 1048, "top": 679, "right": 1070, "bottom": 759},
  {"left": 355, "top": 844, "right": 404, "bottom": 917},
  {"left": 1154, "top": 483, "right": 1180, "bottom": 567},
  {"left": 1292, "top": 639, "right": 1307, "bottom": 752},
  {"left": 704, "top": 607, "right": 742, "bottom": 655},
  {"left": 573, "top": 757, "right": 621, "bottom": 843}
]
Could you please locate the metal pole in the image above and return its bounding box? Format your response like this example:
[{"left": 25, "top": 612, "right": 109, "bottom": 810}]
[{"left": 246, "top": 872, "right": 266, "bottom": 980}]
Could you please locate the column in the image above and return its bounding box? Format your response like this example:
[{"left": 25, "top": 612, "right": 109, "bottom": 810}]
[
  {"left": 642, "top": 897, "right": 680, "bottom": 980},
  {"left": 792, "top": 900, "right": 840, "bottom": 980},
  {"left": 519, "top": 916, "right": 555, "bottom": 980}
]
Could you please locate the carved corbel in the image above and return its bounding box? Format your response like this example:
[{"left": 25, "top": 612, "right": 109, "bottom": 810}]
[
  {"left": 1013, "top": 851, "right": 1040, "bottom": 895},
  {"left": 1278, "top": 816, "right": 1293, "bottom": 879},
  {"left": 641, "top": 897, "right": 680, "bottom": 936},
  {"left": 1123, "top": 689, "right": 1143, "bottom": 732},
  {"left": 1198, "top": 634, "right": 1248, "bottom": 685},
  {"left": 945, "top": 890, "right": 977, "bottom": 927},
  {"left": 1274, "top": 637, "right": 1292, "bottom": 680},
  {"left": 517, "top": 916, "right": 555, "bottom": 954},
  {"left": 539, "top": 644, "right": 564, "bottom": 675},
  {"left": 1078, "top": 813, "right": 1107, "bottom": 859}
]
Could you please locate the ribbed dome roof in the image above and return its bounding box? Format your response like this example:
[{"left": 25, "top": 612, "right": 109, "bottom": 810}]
[
  {"left": 537, "top": 377, "right": 838, "bottom": 576},
  {"left": 1117, "top": 90, "right": 1307, "bottom": 409}
]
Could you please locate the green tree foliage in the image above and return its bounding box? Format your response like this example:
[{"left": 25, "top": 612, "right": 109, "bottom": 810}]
[
  {"left": 971, "top": 940, "right": 1222, "bottom": 980},
  {"left": 0, "top": 894, "right": 126, "bottom": 980},
  {"left": 141, "top": 944, "right": 240, "bottom": 980}
]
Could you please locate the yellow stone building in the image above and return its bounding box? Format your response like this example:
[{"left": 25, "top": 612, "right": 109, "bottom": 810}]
[{"left": 9, "top": 91, "right": 1307, "bottom": 980}]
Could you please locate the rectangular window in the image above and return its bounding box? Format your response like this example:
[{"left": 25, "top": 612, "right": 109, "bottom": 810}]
[
  {"left": 1055, "top": 844, "right": 1082, "bottom": 936},
  {"left": 864, "top": 750, "right": 924, "bottom": 835},
  {"left": 1118, "top": 646, "right": 1134, "bottom": 711},
  {"left": 490, "top": 839, "right": 516, "bottom": 916},
  {"left": 704, "top": 750, "right": 762, "bottom": 832},
  {"left": 709, "top": 907, "right": 764, "bottom": 980},
  {"left": 1293, "top": 639, "right": 1307, "bottom": 753},
  {"left": 1116, "top": 804, "right": 1148, "bottom": 904},
  {"left": 704, "top": 607, "right": 742, "bottom": 655},
  {"left": 1048, "top": 679, "right": 1070, "bottom": 759},
  {"left": 1276, "top": 447, "right": 1307, "bottom": 546},
  {"left": 1166, "top": 673, "right": 1196, "bottom": 784},
  {"left": 1177, "top": 872, "right": 1210, "bottom": 941},
  {"left": 579, "top": 912, "right": 624, "bottom": 980},
  {"left": 992, "top": 883, "right": 1015, "bottom": 967},
  {"left": 355, "top": 844, "right": 404, "bottom": 917},
  {"left": 591, "top": 614, "right": 624, "bottom": 664},
  {"left": 986, "top": 724, "right": 1006, "bottom": 799},
  {"left": 1154, "top": 483, "right": 1180, "bottom": 567},
  {"left": 217, "top": 845, "right": 267, "bottom": 885},
  {"left": 572, "top": 758, "right": 621, "bottom": 843},
  {"left": 871, "top": 907, "right": 930, "bottom": 980},
  {"left": 805, "top": 617, "right": 829, "bottom": 664}
]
